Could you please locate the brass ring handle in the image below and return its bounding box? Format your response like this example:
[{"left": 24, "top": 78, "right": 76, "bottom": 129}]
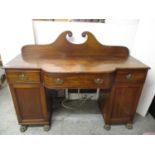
[
  {"left": 126, "top": 74, "right": 133, "bottom": 80},
  {"left": 54, "top": 78, "right": 64, "bottom": 84},
  {"left": 19, "top": 73, "right": 27, "bottom": 80},
  {"left": 94, "top": 78, "right": 104, "bottom": 84}
]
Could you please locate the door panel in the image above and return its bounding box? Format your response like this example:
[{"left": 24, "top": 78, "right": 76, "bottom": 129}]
[
  {"left": 10, "top": 84, "right": 50, "bottom": 124},
  {"left": 14, "top": 87, "right": 43, "bottom": 120},
  {"left": 110, "top": 84, "right": 143, "bottom": 123}
]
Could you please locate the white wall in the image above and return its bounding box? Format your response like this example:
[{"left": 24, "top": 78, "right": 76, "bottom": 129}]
[
  {"left": 0, "top": 19, "right": 34, "bottom": 64},
  {"left": 132, "top": 19, "right": 155, "bottom": 116}
]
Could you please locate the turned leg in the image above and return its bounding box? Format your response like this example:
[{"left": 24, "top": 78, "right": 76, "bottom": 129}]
[{"left": 20, "top": 125, "right": 28, "bottom": 132}]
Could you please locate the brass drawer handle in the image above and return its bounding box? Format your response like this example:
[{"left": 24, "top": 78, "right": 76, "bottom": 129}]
[
  {"left": 126, "top": 74, "right": 133, "bottom": 80},
  {"left": 54, "top": 78, "right": 64, "bottom": 84},
  {"left": 19, "top": 73, "right": 28, "bottom": 80},
  {"left": 94, "top": 78, "right": 104, "bottom": 84}
]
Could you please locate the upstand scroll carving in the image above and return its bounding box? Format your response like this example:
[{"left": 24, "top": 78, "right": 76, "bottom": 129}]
[{"left": 22, "top": 31, "right": 129, "bottom": 62}]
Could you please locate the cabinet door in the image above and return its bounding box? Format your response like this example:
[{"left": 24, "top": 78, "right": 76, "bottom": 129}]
[
  {"left": 9, "top": 84, "right": 50, "bottom": 125},
  {"left": 110, "top": 84, "right": 143, "bottom": 124}
]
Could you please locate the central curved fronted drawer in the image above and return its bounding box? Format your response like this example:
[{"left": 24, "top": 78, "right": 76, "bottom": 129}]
[{"left": 42, "top": 72, "right": 115, "bottom": 89}]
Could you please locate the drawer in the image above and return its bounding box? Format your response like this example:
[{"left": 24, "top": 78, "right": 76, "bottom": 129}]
[
  {"left": 115, "top": 69, "right": 147, "bottom": 83},
  {"left": 6, "top": 70, "right": 40, "bottom": 83},
  {"left": 42, "top": 72, "right": 114, "bottom": 89}
]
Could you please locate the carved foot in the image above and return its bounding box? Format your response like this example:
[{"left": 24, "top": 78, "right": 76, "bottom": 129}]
[
  {"left": 126, "top": 123, "right": 133, "bottom": 129},
  {"left": 20, "top": 125, "right": 28, "bottom": 132},
  {"left": 104, "top": 124, "right": 111, "bottom": 131},
  {"left": 43, "top": 125, "right": 50, "bottom": 131}
]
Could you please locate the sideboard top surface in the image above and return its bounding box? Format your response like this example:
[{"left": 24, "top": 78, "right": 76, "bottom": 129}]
[{"left": 4, "top": 31, "right": 149, "bottom": 73}]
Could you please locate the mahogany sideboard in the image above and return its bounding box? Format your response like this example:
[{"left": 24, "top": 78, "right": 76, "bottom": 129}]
[{"left": 4, "top": 31, "right": 149, "bottom": 132}]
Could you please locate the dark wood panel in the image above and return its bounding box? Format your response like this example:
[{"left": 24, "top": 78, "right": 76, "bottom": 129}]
[
  {"left": 22, "top": 31, "right": 129, "bottom": 61},
  {"left": 9, "top": 84, "right": 50, "bottom": 125},
  {"left": 14, "top": 87, "right": 43, "bottom": 119},
  {"left": 99, "top": 88, "right": 115, "bottom": 125},
  {"left": 110, "top": 84, "right": 143, "bottom": 124},
  {"left": 99, "top": 83, "right": 144, "bottom": 125}
]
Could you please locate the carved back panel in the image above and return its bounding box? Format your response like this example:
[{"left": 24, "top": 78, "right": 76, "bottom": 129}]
[{"left": 22, "top": 31, "right": 129, "bottom": 61}]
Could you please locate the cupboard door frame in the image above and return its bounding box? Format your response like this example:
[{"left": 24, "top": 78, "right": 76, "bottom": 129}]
[
  {"left": 110, "top": 83, "right": 143, "bottom": 124},
  {"left": 9, "top": 83, "right": 50, "bottom": 125}
]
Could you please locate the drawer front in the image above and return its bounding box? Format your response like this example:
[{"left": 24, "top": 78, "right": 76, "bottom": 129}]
[
  {"left": 43, "top": 73, "right": 114, "bottom": 89},
  {"left": 115, "top": 69, "right": 147, "bottom": 83},
  {"left": 6, "top": 70, "right": 40, "bottom": 83}
]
